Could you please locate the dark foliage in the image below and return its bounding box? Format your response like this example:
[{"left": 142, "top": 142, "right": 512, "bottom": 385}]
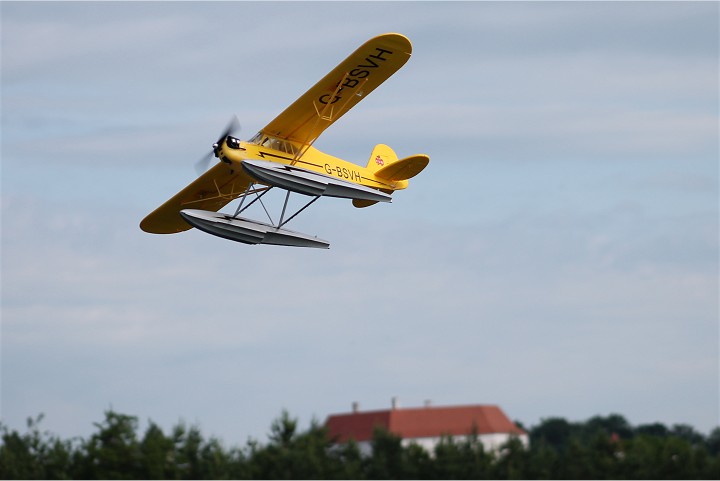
[{"left": 1, "top": 410, "right": 718, "bottom": 479}]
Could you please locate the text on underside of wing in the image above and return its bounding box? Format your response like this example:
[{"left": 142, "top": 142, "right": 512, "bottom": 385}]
[{"left": 318, "top": 47, "right": 395, "bottom": 105}]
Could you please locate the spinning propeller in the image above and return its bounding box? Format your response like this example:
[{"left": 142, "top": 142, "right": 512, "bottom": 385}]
[{"left": 194, "top": 116, "right": 241, "bottom": 176}]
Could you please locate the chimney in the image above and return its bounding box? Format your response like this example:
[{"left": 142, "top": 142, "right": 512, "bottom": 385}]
[
  {"left": 424, "top": 399, "right": 432, "bottom": 408},
  {"left": 352, "top": 402, "right": 359, "bottom": 413},
  {"left": 391, "top": 397, "right": 399, "bottom": 410}
]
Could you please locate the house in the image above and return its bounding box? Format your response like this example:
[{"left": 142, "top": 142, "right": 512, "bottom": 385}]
[{"left": 325, "top": 400, "right": 529, "bottom": 455}]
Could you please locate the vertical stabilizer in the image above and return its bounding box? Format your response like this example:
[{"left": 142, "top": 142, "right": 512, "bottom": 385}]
[
  {"left": 353, "top": 144, "right": 398, "bottom": 208},
  {"left": 366, "top": 144, "right": 399, "bottom": 173},
  {"left": 354, "top": 144, "right": 428, "bottom": 208}
]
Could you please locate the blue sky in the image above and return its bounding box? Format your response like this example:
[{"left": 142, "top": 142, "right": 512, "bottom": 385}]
[{"left": 2, "top": 1, "right": 718, "bottom": 444}]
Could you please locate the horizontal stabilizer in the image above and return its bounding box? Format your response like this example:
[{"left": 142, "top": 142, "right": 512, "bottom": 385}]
[{"left": 375, "top": 154, "right": 429, "bottom": 181}]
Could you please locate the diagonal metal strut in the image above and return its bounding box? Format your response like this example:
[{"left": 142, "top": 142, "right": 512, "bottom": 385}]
[
  {"left": 278, "top": 194, "right": 320, "bottom": 228},
  {"left": 232, "top": 185, "right": 273, "bottom": 220},
  {"left": 231, "top": 183, "right": 320, "bottom": 230}
]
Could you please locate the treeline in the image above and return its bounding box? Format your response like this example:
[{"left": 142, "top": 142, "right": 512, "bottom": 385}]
[{"left": 1, "top": 410, "right": 719, "bottom": 479}]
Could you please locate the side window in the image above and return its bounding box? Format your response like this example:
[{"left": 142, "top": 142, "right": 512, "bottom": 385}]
[{"left": 252, "top": 135, "right": 298, "bottom": 155}]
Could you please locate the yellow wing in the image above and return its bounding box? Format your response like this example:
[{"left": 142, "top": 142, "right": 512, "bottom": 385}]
[
  {"left": 140, "top": 163, "right": 253, "bottom": 234},
  {"left": 261, "top": 33, "right": 412, "bottom": 146}
]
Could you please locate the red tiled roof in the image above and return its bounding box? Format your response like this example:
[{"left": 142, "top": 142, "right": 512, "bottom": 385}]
[{"left": 326, "top": 404, "right": 526, "bottom": 443}]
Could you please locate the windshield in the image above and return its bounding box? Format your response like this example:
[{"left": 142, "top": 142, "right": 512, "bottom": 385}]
[{"left": 249, "top": 132, "right": 299, "bottom": 155}]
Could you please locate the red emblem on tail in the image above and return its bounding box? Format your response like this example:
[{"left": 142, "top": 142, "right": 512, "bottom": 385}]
[{"left": 375, "top": 155, "right": 384, "bottom": 166}]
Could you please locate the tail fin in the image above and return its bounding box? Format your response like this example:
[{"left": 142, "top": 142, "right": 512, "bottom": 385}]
[
  {"left": 366, "top": 144, "right": 398, "bottom": 174},
  {"left": 353, "top": 144, "right": 430, "bottom": 208},
  {"left": 365, "top": 144, "right": 429, "bottom": 180},
  {"left": 353, "top": 144, "right": 398, "bottom": 208}
]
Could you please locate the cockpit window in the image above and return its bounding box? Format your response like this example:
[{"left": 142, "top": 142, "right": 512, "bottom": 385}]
[
  {"left": 261, "top": 137, "right": 277, "bottom": 149},
  {"left": 283, "top": 142, "right": 299, "bottom": 155},
  {"left": 249, "top": 132, "right": 299, "bottom": 155}
]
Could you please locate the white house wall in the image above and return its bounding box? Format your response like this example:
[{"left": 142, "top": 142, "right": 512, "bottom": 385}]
[{"left": 353, "top": 433, "right": 529, "bottom": 457}]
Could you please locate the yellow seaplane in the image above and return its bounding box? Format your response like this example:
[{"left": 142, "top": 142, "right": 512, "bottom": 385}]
[{"left": 140, "top": 33, "right": 429, "bottom": 248}]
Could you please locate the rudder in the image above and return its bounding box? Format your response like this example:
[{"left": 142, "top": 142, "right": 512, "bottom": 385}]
[
  {"left": 367, "top": 144, "right": 429, "bottom": 182},
  {"left": 353, "top": 144, "right": 399, "bottom": 208},
  {"left": 366, "top": 144, "right": 399, "bottom": 174}
]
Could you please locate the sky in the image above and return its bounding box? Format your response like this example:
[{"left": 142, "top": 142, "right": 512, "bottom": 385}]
[{"left": 1, "top": 1, "right": 718, "bottom": 446}]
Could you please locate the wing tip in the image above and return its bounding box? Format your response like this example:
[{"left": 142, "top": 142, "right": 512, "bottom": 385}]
[{"left": 372, "top": 32, "right": 412, "bottom": 55}]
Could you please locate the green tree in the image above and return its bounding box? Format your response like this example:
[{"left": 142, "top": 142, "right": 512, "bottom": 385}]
[
  {"left": 658, "top": 436, "right": 698, "bottom": 479},
  {"left": 433, "top": 436, "right": 470, "bottom": 479},
  {"left": 0, "top": 415, "right": 74, "bottom": 480},
  {"left": 706, "top": 427, "right": 720, "bottom": 456},
  {"left": 0, "top": 420, "right": 42, "bottom": 480},
  {"left": 671, "top": 424, "right": 705, "bottom": 446},
  {"left": 400, "top": 442, "right": 433, "bottom": 479},
  {"left": 363, "top": 427, "right": 406, "bottom": 479},
  {"left": 557, "top": 437, "right": 595, "bottom": 479},
  {"left": 621, "top": 434, "right": 663, "bottom": 479},
  {"left": 329, "top": 439, "right": 364, "bottom": 480},
  {"left": 530, "top": 417, "right": 578, "bottom": 453},
  {"left": 197, "top": 436, "right": 237, "bottom": 480},
  {"left": 430, "top": 435, "right": 493, "bottom": 479},
  {"left": 635, "top": 422, "right": 669, "bottom": 438},
  {"left": 525, "top": 439, "right": 559, "bottom": 479},
  {"left": 77, "top": 411, "right": 142, "bottom": 479},
  {"left": 171, "top": 422, "right": 206, "bottom": 479},
  {"left": 458, "top": 434, "right": 494, "bottom": 479},
  {"left": 247, "top": 411, "right": 347, "bottom": 479},
  {"left": 491, "top": 436, "right": 529, "bottom": 479},
  {"left": 3, "top": 409, "right": 719, "bottom": 479},
  {"left": 138, "top": 422, "right": 176, "bottom": 479},
  {"left": 584, "top": 414, "right": 633, "bottom": 440}
]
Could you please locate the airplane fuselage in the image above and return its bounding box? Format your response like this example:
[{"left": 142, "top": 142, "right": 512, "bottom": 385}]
[{"left": 216, "top": 136, "right": 408, "bottom": 193}]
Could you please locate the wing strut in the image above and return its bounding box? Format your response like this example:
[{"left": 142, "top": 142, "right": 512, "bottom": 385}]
[{"left": 291, "top": 73, "right": 369, "bottom": 164}]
